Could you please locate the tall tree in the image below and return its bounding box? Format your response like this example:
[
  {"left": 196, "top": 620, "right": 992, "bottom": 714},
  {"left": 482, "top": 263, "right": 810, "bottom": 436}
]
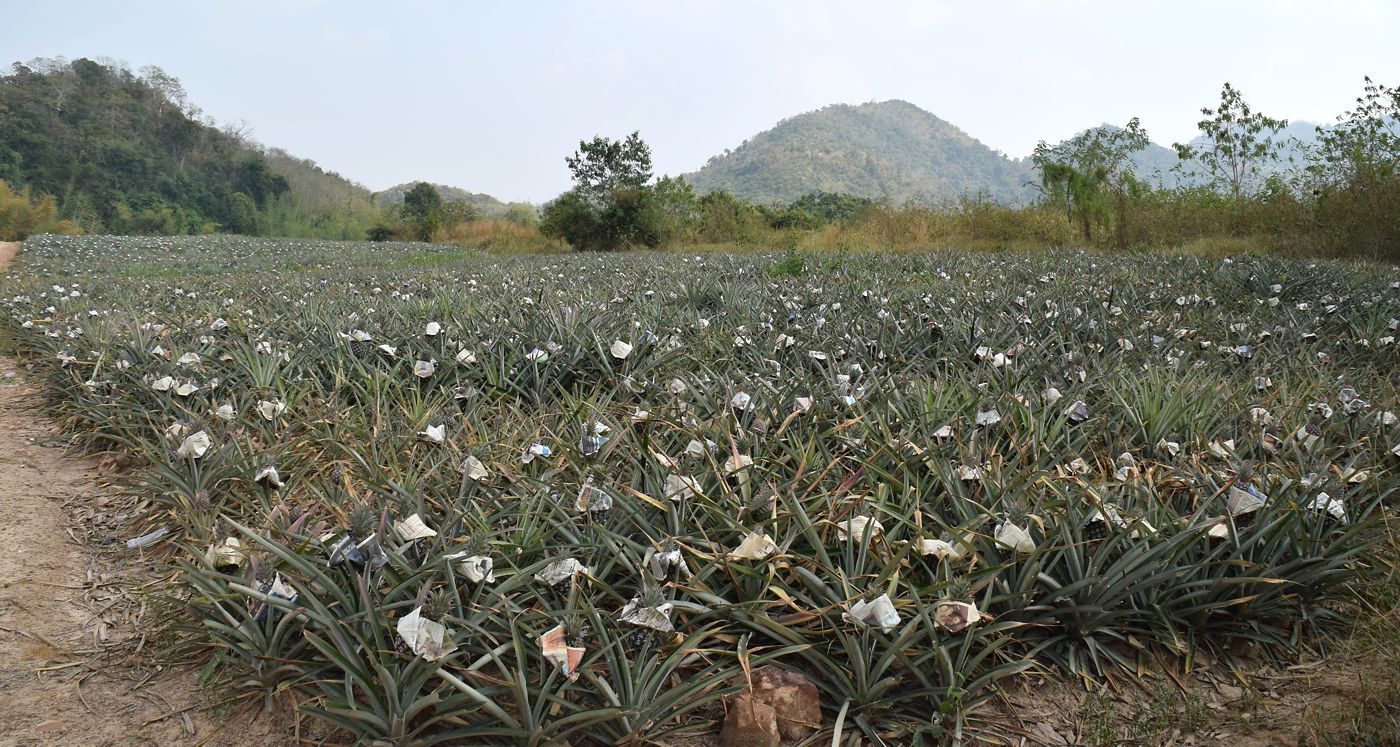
[
  {"left": 1311, "top": 76, "right": 1400, "bottom": 186},
  {"left": 1174, "top": 83, "right": 1288, "bottom": 201},
  {"left": 1032, "top": 118, "right": 1149, "bottom": 247},
  {"left": 138, "top": 64, "right": 188, "bottom": 116},
  {"left": 564, "top": 131, "right": 652, "bottom": 204},
  {"left": 1307, "top": 77, "right": 1400, "bottom": 254},
  {"left": 401, "top": 181, "right": 444, "bottom": 241},
  {"left": 542, "top": 132, "right": 668, "bottom": 251}
]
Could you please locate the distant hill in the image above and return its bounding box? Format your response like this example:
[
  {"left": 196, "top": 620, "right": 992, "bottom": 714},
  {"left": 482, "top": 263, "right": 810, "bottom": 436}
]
[
  {"left": 375, "top": 182, "right": 535, "bottom": 220},
  {"left": 1127, "top": 141, "right": 1191, "bottom": 190},
  {"left": 685, "top": 100, "right": 1036, "bottom": 205},
  {"left": 0, "top": 57, "right": 376, "bottom": 237},
  {"left": 0, "top": 58, "right": 293, "bottom": 233},
  {"left": 686, "top": 100, "right": 1324, "bottom": 204},
  {"left": 0, "top": 56, "right": 531, "bottom": 236},
  {"left": 262, "top": 147, "right": 375, "bottom": 212}
]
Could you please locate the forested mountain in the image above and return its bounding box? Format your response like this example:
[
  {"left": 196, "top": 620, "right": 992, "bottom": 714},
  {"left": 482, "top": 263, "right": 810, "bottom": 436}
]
[
  {"left": 259, "top": 147, "right": 379, "bottom": 238},
  {"left": 685, "top": 100, "right": 1036, "bottom": 204},
  {"left": 262, "top": 147, "right": 374, "bottom": 211},
  {"left": 0, "top": 57, "right": 373, "bottom": 237},
  {"left": 685, "top": 100, "right": 1324, "bottom": 204}
]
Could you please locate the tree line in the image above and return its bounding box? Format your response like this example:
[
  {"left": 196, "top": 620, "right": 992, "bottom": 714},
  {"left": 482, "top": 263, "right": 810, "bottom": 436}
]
[
  {"left": 2, "top": 58, "right": 1396, "bottom": 259},
  {"left": 536, "top": 80, "right": 1399, "bottom": 258}
]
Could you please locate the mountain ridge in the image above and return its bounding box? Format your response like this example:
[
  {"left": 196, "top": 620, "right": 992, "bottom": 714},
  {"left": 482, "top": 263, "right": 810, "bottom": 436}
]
[
  {"left": 373, "top": 182, "right": 525, "bottom": 217},
  {"left": 684, "top": 99, "right": 1036, "bottom": 205},
  {"left": 683, "top": 99, "right": 1323, "bottom": 204}
]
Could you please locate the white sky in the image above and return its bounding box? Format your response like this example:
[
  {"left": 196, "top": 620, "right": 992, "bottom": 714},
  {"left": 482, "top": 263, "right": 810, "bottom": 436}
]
[{"left": 7, "top": 0, "right": 1398, "bottom": 202}]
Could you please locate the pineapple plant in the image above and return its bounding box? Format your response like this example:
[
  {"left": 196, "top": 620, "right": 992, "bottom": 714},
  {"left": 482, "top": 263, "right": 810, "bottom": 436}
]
[{"left": 1, "top": 234, "right": 1394, "bottom": 745}]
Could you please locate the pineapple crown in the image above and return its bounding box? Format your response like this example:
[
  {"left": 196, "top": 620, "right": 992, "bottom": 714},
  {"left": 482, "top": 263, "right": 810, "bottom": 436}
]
[
  {"left": 946, "top": 578, "right": 975, "bottom": 602},
  {"left": 561, "top": 613, "right": 590, "bottom": 643},
  {"left": 636, "top": 580, "right": 667, "bottom": 608},
  {"left": 422, "top": 587, "right": 452, "bottom": 622},
  {"left": 348, "top": 505, "right": 378, "bottom": 539},
  {"left": 249, "top": 552, "right": 277, "bottom": 584},
  {"left": 1233, "top": 463, "right": 1256, "bottom": 486}
]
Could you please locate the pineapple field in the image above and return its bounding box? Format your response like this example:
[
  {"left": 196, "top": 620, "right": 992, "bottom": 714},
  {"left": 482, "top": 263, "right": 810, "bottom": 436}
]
[{"left": 4, "top": 234, "right": 1399, "bottom": 745}]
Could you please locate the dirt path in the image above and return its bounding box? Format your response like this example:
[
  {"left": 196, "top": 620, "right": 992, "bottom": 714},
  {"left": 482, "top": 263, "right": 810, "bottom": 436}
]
[{"left": 0, "top": 241, "right": 296, "bottom": 746}]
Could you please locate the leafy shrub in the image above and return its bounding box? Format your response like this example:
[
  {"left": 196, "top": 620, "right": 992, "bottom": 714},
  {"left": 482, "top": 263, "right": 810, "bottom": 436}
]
[{"left": 0, "top": 179, "right": 82, "bottom": 240}]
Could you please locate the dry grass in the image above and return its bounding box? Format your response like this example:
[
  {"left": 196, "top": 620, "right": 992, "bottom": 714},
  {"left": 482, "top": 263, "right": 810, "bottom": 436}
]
[
  {"left": 444, "top": 195, "right": 1396, "bottom": 260},
  {"left": 434, "top": 218, "right": 566, "bottom": 254}
]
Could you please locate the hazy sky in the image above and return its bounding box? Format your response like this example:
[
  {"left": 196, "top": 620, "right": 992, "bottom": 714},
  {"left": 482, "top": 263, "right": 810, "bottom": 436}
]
[{"left": 8, "top": 1, "right": 1399, "bottom": 202}]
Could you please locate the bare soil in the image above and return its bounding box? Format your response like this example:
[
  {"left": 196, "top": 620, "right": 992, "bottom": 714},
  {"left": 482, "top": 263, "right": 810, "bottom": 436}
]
[
  {"left": 0, "top": 241, "right": 297, "bottom": 746},
  {"left": 987, "top": 645, "right": 1400, "bottom": 746}
]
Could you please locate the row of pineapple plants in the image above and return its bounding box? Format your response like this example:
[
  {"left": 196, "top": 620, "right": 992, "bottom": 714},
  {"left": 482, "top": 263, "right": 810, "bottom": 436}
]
[{"left": 4, "top": 234, "right": 1398, "bottom": 744}]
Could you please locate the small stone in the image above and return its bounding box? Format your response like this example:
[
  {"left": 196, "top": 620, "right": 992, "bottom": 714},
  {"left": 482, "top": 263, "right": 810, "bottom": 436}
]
[
  {"left": 34, "top": 720, "right": 66, "bottom": 735},
  {"left": 719, "top": 694, "right": 780, "bottom": 747},
  {"left": 751, "top": 666, "right": 821, "bottom": 741}
]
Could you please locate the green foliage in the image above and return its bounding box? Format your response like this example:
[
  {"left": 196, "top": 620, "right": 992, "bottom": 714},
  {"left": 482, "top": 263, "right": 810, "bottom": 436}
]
[
  {"left": 262, "top": 147, "right": 377, "bottom": 217},
  {"left": 788, "top": 190, "right": 873, "bottom": 224},
  {"left": 541, "top": 133, "right": 671, "bottom": 251},
  {"left": 7, "top": 236, "right": 1397, "bottom": 745},
  {"left": 0, "top": 58, "right": 372, "bottom": 240},
  {"left": 1033, "top": 119, "right": 1151, "bottom": 247},
  {"left": 693, "top": 190, "right": 767, "bottom": 244},
  {"left": 539, "top": 188, "right": 607, "bottom": 250},
  {"left": 649, "top": 175, "right": 698, "bottom": 241},
  {"left": 540, "top": 186, "right": 670, "bottom": 252},
  {"left": 227, "top": 192, "right": 260, "bottom": 235},
  {"left": 402, "top": 182, "right": 444, "bottom": 221},
  {"left": 235, "top": 156, "right": 291, "bottom": 209},
  {"left": 565, "top": 131, "right": 653, "bottom": 202},
  {"left": 367, "top": 224, "right": 396, "bottom": 242},
  {"left": 0, "top": 179, "right": 82, "bottom": 240},
  {"left": 763, "top": 205, "right": 823, "bottom": 231},
  {"left": 361, "top": 184, "right": 487, "bottom": 245},
  {"left": 0, "top": 58, "right": 287, "bottom": 233},
  {"left": 599, "top": 187, "right": 666, "bottom": 248},
  {"left": 1313, "top": 77, "right": 1400, "bottom": 184},
  {"left": 402, "top": 182, "right": 446, "bottom": 241},
  {"left": 1174, "top": 83, "right": 1290, "bottom": 201},
  {"left": 765, "top": 244, "right": 806, "bottom": 277},
  {"left": 501, "top": 203, "right": 539, "bottom": 227},
  {"left": 110, "top": 201, "right": 183, "bottom": 235},
  {"left": 1306, "top": 77, "right": 1400, "bottom": 256}
]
